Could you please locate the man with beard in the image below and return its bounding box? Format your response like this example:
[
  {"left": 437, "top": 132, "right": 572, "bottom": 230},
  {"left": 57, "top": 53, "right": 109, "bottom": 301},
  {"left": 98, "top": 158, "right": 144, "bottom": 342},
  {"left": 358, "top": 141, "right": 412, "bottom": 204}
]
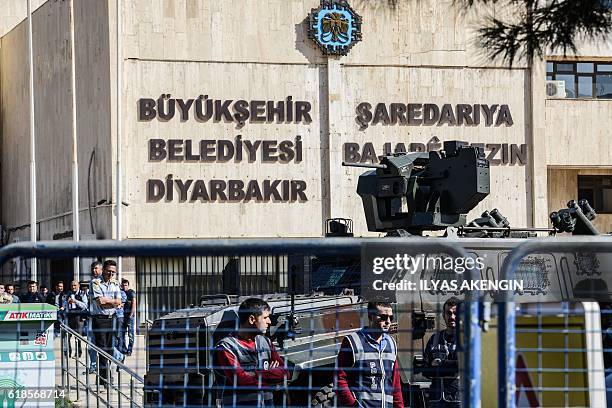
[
  {"left": 214, "top": 298, "right": 289, "bottom": 407},
  {"left": 423, "top": 297, "right": 461, "bottom": 408},
  {"left": 336, "top": 301, "right": 404, "bottom": 407}
]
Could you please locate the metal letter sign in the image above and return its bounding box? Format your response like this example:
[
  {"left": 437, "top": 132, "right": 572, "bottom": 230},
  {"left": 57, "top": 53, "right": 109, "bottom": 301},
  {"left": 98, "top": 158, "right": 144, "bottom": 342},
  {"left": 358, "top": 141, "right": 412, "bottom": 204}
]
[{"left": 309, "top": 0, "right": 362, "bottom": 56}]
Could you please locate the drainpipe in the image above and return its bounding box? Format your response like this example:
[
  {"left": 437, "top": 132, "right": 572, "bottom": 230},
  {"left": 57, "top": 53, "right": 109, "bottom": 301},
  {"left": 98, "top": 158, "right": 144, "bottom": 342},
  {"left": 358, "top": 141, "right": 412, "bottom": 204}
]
[
  {"left": 116, "top": 0, "right": 123, "bottom": 280},
  {"left": 69, "top": 0, "right": 80, "bottom": 282},
  {"left": 27, "top": 0, "right": 37, "bottom": 282}
]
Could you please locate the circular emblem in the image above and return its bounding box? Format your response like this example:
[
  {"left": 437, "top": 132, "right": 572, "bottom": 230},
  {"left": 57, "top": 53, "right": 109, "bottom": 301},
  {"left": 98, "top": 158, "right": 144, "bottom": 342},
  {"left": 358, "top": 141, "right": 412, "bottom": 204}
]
[{"left": 308, "top": 1, "right": 362, "bottom": 56}]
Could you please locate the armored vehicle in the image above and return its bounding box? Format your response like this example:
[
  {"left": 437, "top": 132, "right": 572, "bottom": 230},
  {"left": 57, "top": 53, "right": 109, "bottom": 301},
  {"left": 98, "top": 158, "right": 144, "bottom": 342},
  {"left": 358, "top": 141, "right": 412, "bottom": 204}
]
[
  {"left": 144, "top": 143, "right": 611, "bottom": 407},
  {"left": 144, "top": 293, "right": 371, "bottom": 406}
]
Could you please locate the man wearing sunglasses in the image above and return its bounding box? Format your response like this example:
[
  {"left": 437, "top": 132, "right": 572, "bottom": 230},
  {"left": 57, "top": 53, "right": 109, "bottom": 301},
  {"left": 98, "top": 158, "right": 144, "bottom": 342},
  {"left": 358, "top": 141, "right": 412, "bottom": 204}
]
[
  {"left": 423, "top": 297, "right": 461, "bottom": 407},
  {"left": 336, "top": 301, "right": 404, "bottom": 407}
]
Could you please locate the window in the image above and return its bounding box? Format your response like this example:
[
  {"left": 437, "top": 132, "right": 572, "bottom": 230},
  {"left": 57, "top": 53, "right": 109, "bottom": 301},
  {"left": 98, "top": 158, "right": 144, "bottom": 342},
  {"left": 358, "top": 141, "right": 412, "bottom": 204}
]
[
  {"left": 577, "top": 175, "right": 612, "bottom": 214},
  {"left": 547, "top": 61, "right": 612, "bottom": 99}
]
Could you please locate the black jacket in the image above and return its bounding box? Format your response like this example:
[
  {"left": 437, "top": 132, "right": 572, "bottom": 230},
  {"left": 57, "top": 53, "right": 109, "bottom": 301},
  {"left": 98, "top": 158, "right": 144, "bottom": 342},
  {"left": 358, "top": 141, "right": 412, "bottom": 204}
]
[
  {"left": 20, "top": 292, "right": 45, "bottom": 303},
  {"left": 46, "top": 291, "right": 69, "bottom": 308},
  {"left": 423, "top": 330, "right": 461, "bottom": 404}
]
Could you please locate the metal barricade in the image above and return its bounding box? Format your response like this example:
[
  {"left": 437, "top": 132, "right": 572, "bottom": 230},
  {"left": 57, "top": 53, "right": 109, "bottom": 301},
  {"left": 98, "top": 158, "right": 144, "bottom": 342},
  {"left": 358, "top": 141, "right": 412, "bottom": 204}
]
[
  {"left": 58, "top": 322, "right": 144, "bottom": 407},
  {"left": 498, "top": 236, "right": 612, "bottom": 408},
  {"left": 0, "top": 237, "right": 481, "bottom": 407}
]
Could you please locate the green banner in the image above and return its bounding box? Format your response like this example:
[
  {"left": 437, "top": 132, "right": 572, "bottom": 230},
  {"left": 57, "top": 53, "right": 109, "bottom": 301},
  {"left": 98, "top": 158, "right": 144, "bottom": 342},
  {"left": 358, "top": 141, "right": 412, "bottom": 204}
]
[{"left": 0, "top": 305, "right": 57, "bottom": 322}]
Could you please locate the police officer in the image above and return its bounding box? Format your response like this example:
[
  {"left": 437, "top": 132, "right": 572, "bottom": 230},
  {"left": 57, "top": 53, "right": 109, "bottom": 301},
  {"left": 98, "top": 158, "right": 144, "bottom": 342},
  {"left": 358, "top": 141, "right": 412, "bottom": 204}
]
[
  {"left": 214, "top": 298, "right": 289, "bottom": 407},
  {"left": 336, "top": 301, "right": 404, "bottom": 407},
  {"left": 90, "top": 260, "right": 121, "bottom": 384},
  {"left": 423, "top": 297, "right": 461, "bottom": 408}
]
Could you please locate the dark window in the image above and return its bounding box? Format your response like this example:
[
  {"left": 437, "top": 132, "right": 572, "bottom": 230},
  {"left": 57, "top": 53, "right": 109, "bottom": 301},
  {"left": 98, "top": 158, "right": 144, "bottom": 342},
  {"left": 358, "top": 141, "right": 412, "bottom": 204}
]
[
  {"left": 578, "top": 76, "right": 593, "bottom": 98},
  {"left": 596, "top": 74, "right": 612, "bottom": 98},
  {"left": 547, "top": 61, "right": 612, "bottom": 99},
  {"left": 578, "top": 175, "right": 612, "bottom": 214},
  {"left": 556, "top": 63, "right": 574, "bottom": 72}
]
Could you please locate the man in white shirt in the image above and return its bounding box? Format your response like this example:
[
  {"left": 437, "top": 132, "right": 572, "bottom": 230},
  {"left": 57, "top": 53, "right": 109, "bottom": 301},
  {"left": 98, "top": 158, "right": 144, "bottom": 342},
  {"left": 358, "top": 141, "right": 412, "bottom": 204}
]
[{"left": 90, "top": 260, "right": 121, "bottom": 384}]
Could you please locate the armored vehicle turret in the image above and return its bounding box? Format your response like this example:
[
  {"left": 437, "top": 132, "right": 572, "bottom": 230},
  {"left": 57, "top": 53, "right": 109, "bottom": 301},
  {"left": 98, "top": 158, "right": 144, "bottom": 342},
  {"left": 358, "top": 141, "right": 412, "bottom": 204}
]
[{"left": 344, "top": 141, "right": 490, "bottom": 235}]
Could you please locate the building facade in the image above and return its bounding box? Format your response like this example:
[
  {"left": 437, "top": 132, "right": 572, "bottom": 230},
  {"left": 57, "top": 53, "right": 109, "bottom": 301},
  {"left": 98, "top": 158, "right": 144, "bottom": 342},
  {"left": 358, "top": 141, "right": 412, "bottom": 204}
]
[{"left": 1, "top": 0, "right": 612, "bottom": 319}]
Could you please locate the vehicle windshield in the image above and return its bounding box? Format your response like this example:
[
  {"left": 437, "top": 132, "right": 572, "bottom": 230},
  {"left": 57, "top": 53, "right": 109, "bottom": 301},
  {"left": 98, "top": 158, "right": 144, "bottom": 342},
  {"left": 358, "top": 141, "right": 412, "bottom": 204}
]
[{"left": 311, "top": 258, "right": 361, "bottom": 294}]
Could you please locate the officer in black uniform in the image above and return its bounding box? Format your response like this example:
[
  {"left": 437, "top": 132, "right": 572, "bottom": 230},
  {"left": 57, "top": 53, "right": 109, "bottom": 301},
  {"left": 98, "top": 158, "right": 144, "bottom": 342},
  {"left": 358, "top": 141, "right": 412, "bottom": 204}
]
[{"left": 423, "top": 297, "right": 462, "bottom": 408}]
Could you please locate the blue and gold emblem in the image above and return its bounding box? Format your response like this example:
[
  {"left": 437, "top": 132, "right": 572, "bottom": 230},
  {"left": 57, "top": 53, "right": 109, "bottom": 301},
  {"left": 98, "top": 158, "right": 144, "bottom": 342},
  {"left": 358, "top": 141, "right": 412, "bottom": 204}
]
[{"left": 308, "top": 1, "right": 362, "bottom": 56}]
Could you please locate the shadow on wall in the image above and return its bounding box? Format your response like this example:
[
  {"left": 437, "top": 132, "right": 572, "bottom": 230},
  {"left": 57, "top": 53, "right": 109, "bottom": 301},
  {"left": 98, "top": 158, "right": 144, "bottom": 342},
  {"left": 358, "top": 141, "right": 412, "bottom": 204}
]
[{"left": 295, "top": 17, "right": 326, "bottom": 66}]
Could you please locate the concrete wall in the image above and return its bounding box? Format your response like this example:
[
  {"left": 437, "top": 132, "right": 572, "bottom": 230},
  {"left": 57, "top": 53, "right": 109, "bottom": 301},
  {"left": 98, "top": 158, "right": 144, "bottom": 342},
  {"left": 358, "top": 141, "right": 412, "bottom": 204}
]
[
  {"left": 29, "top": 0, "right": 74, "bottom": 234},
  {"left": 0, "top": 0, "right": 113, "bottom": 246},
  {"left": 123, "top": 60, "right": 324, "bottom": 238},
  {"left": 0, "top": 0, "right": 46, "bottom": 38},
  {"left": 545, "top": 99, "right": 612, "bottom": 166},
  {"left": 121, "top": 0, "right": 323, "bottom": 64},
  {"left": 120, "top": 0, "right": 525, "bottom": 68},
  {"left": 543, "top": 28, "right": 612, "bottom": 233},
  {"left": 74, "top": 0, "right": 113, "bottom": 240},
  {"left": 337, "top": 66, "right": 530, "bottom": 234},
  {"left": 118, "top": 0, "right": 533, "bottom": 238},
  {"left": 345, "top": 0, "right": 527, "bottom": 68},
  {"left": 119, "top": 0, "right": 327, "bottom": 237},
  {"left": 548, "top": 36, "right": 612, "bottom": 60},
  {"left": 0, "top": 21, "right": 31, "bottom": 238}
]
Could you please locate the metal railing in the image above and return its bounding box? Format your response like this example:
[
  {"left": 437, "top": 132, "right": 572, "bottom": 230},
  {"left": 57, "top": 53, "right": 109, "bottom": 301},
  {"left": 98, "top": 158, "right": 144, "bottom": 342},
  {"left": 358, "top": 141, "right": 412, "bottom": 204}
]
[
  {"left": 58, "top": 322, "right": 144, "bottom": 407},
  {"left": 137, "top": 254, "right": 289, "bottom": 322},
  {"left": 498, "top": 236, "right": 612, "bottom": 408}
]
